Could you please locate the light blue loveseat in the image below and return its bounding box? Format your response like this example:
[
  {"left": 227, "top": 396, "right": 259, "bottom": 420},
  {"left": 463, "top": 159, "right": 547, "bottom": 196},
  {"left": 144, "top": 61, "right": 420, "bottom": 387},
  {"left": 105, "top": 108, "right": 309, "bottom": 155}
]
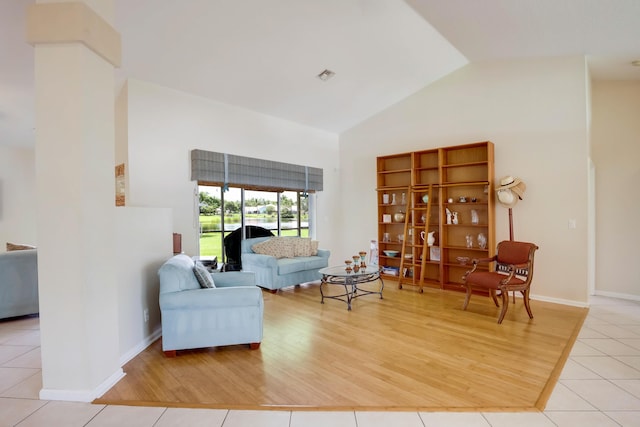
[
  {"left": 240, "top": 236, "right": 330, "bottom": 292},
  {"left": 158, "top": 254, "right": 263, "bottom": 357},
  {"left": 0, "top": 249, "right": 39, "bottom": 319}
]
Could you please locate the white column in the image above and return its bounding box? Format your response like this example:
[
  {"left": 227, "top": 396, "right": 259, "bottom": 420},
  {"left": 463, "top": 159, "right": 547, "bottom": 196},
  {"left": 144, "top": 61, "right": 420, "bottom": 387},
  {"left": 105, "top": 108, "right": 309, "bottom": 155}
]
[{"left": 28, "top": 0, "right": 123, "bottom": 401}]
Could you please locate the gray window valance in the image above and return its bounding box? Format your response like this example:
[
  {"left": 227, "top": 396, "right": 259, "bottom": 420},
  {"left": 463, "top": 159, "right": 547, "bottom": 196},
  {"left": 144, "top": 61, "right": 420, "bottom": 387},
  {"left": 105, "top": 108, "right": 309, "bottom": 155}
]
[{"left": 191, "top": 149, "right": 323, "bottom": 193}]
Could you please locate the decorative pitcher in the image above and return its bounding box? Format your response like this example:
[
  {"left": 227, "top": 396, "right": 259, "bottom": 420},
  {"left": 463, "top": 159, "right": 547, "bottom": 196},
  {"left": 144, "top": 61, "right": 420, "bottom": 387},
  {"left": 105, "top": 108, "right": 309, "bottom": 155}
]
[{"left": 420, "top": 231, "right": 436, "bottom": 247}]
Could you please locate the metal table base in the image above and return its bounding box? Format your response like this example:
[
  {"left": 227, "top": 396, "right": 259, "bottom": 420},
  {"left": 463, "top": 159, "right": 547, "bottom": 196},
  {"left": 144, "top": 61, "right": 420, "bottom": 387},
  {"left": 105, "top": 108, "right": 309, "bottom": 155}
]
[{"left": 319, "top": 266, "right": 384, "bottom": 310}]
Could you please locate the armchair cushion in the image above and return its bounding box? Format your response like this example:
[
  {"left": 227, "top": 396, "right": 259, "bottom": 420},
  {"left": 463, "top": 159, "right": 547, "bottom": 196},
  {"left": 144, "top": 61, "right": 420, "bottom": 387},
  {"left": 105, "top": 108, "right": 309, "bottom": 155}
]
[
  {"left": 496, "top": 241, "right": 534, "bottom": 265},
  {"left": 463, "top": 271, "right": 525, "bottom": 289},
  {"left": 213, "top": 271, "right": 257, "bottom": 287}
]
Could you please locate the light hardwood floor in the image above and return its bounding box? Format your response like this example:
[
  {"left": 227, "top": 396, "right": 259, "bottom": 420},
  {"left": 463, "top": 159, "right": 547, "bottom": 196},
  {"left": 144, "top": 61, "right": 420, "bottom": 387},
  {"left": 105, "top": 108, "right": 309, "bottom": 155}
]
[{"left": 95, "top": 280, "right": 587, "bottom": 412}]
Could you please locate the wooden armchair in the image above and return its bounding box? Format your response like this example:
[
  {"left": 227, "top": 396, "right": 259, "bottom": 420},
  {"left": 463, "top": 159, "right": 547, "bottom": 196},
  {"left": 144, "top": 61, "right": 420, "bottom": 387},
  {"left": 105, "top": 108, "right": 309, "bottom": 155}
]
[{"left": 462, "top": 241, "right": 539, "bottom": 324}]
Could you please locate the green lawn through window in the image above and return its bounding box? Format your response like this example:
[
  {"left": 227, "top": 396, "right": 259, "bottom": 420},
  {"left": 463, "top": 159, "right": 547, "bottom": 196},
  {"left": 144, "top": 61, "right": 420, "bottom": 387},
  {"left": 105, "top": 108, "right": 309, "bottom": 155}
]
[{"left": 199, "top": 221, "right": 308, "bottom": 260}]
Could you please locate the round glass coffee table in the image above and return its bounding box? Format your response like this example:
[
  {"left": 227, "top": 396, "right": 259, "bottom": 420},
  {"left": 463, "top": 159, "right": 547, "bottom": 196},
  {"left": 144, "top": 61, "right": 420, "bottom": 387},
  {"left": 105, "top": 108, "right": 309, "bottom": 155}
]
[{"left": 318, "top": 265, "right": 384, "bottom": 310}]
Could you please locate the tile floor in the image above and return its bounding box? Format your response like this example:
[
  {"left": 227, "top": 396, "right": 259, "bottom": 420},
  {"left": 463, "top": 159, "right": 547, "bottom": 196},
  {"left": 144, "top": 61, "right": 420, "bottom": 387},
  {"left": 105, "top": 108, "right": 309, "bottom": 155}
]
[{"left": 1, "top": 295, "right": 639, "bottom": 426}]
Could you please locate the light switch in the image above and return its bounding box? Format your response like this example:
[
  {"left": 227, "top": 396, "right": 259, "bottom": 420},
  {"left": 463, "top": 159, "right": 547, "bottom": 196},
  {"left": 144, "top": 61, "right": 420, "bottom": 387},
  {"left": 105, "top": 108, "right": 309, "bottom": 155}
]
[{"left": 568, "top": 219, "right": 576, "bottom": 229}]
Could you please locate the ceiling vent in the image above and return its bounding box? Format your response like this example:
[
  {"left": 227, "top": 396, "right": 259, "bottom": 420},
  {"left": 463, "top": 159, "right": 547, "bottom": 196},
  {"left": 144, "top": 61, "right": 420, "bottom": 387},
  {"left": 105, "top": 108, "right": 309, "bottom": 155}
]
[{"left": 316, "top": 69, "right": 336, "bottom": 81}]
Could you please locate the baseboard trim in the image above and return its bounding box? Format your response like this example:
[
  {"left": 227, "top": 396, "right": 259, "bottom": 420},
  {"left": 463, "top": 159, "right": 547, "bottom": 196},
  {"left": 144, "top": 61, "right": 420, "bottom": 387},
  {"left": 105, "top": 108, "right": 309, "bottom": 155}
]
[
  {"left": 593, "top": 290, "right": 640, "bottom": 302},
  {"left": 39, "top": 368, "right": 125, "bottom": 402},
  {"left": 39, "top": 329, "right": 163, "bottom": 403},
  {"left": 529, "top": 294, "right": 589, "bottom": 308},
  {"left": 119, "top": 327, "right": 162, "bottom": 366}
]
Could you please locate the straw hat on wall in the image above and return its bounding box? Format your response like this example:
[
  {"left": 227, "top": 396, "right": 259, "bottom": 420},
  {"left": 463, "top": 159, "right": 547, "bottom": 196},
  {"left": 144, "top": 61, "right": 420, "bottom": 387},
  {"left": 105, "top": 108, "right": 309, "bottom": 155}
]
[{"left": 496, "top": 176, "right": 526, "bottom": 208}]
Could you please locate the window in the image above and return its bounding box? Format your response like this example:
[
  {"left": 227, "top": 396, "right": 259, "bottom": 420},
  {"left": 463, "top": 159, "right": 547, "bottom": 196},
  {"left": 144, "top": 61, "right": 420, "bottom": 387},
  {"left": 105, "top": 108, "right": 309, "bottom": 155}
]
[
  {"left": 198, "top": 185, "right": 310, "bottom": 262},
  {"left": 192, "top": 150, "right": 321, "bottom": 266}
]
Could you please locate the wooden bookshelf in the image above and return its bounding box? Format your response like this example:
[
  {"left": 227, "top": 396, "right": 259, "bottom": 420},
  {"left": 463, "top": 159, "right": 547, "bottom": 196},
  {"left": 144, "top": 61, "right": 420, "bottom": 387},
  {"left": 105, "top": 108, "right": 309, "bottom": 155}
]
[{"left": 376, "top": 142, "right": 495, "bottom": 290}]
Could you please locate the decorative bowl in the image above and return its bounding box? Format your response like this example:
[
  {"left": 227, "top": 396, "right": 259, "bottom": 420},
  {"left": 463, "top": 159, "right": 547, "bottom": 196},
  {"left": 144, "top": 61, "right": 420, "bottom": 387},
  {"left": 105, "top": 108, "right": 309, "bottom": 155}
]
[
  {"left": 383, "top": 250, "right": 400, "bottom": 257},
  {"left": 456, "top": 256, "right": 471, "bottom": 265},
  {"left": 404, "top": 254, "right": 413, "bottom": 259}
]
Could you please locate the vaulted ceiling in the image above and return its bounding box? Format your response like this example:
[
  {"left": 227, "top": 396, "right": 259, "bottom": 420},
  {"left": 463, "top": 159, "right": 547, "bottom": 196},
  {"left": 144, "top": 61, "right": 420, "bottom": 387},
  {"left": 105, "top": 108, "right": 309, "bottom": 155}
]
[{"left": 1, "top": 0, "right": 639, "bottom": 148}]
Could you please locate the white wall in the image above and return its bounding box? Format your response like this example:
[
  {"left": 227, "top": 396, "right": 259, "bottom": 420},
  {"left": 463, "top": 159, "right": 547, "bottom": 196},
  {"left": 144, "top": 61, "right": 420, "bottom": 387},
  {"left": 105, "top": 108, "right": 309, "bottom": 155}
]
[
  {"left": 124, "top": 79, "right": 341, "bottom": 260},
  {"left": 340, "top": 56, "right": 590, "bottom": 304},
  {"left": 115, "top": 207, "right": 172, "bottom": 363},
  {"left": 0, "top": 146, "right": 37, "bottom": 249},
  {"left": 591, "top": 81, "right": 640, "bottom": 299}
]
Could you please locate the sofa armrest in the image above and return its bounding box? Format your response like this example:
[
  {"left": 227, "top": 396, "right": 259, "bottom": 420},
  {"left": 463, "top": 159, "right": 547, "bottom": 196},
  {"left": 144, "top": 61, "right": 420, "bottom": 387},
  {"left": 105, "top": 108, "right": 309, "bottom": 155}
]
[
  {"left": 160, "top": 286, "right": 263, "bottom": 310},
  {"left": 317, "top": 249, "right": 330, "bottom": 258},
  {"left": 241, "top": 252, "right": 278, "bottom": 268},
  {"left": 213, "top": 271, "right": 256, "bottom": 288}
]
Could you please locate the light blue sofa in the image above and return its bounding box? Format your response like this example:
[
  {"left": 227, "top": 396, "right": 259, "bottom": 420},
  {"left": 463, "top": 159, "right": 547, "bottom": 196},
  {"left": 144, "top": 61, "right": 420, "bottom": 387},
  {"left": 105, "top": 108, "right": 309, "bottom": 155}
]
[
  {"left": 240, "top": 236, "right": 330, "bottom": 292},
  {"left": 0, "top": 249, "right": 39, "bottom": 319},
  {"left": 158, "top": 254, "right": 263, "bottom": 357}
]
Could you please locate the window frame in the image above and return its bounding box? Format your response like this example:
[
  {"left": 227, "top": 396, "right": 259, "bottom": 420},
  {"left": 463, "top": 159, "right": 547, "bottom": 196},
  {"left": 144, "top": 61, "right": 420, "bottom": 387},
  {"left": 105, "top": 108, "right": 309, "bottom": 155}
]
[{"left": 197, "top": 184, "right": 311, "bottom": 263}]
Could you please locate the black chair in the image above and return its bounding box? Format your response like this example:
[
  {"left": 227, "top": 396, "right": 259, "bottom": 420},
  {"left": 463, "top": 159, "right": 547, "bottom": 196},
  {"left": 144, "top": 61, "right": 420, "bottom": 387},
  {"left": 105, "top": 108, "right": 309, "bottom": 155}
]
[{"left": 223, "top": 226, "right": 274, "bottom": 271}]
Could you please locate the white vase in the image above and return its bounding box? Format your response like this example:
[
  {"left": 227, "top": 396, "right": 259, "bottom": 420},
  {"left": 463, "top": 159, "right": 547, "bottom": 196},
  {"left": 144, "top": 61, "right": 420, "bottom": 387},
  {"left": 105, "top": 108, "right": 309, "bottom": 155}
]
[
  {"left": 477, "top": 233, "right": 487, "bottom": 250},
  {"left": 471, "top": 209, "right": 479, "bottom": 224}
]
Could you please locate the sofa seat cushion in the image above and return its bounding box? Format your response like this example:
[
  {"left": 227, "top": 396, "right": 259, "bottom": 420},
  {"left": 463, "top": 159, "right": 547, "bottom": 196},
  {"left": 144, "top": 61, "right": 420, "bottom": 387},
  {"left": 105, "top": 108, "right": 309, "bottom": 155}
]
[{"left": 277, "top": 256, "right": 327, "bottom": 275}]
